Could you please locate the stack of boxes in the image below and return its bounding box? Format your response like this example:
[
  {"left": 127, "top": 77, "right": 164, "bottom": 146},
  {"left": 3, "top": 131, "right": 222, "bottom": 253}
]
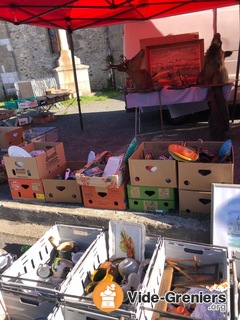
[
  {"left": 76, "top": 151, "right": 129, "bottom": 210},
  {"left": 177, "top": 141, "right": 234, "bottom": 218},
  {"left": 0, "top": 126, "right": 85, "bottom": 204},
  {"left": 0, "top": 131, "right": 234, "bottom": 215},
  {"left": 3, "top": 141, "right": 66, "bottom": 201},
  {"left": 127, "top": 141, "right": 178, "bottom": 213}
]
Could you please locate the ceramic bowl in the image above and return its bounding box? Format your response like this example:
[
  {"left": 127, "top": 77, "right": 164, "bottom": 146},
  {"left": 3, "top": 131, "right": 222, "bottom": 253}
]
[{"left": 118, "top": 258, "right": 139, "bottom": 278}]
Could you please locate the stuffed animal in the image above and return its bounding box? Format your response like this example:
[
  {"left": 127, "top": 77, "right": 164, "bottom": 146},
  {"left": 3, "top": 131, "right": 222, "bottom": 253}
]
[{"left": 197, "top": 33, "right": 232, "bottom": 85}]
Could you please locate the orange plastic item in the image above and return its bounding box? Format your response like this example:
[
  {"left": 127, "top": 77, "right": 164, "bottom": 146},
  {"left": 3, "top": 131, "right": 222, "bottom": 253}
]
[
  {"left": 168, "top": 306, "right": 190, "bottom": 316},
  {"left": 168, "top": 144, "right": 199, "bottom": 162}
]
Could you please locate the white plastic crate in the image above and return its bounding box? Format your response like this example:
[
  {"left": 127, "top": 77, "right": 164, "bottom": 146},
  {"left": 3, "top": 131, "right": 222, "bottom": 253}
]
[
  {"left": 48, "top": 303, "right": 120, "bottom": 320},
  {"left": 59, "top": 232, "right": 159, "bottom": 320},
  {"left": 137, "top": 238, "right": 230, "bottom": 320},
  {"left": 0, "top": 224, "right": 104, "bottom": 320}
]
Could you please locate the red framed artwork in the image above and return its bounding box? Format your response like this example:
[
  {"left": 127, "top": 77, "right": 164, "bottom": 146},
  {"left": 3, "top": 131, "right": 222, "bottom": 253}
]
[{"left": 147, "top": 39, "right": 204, "bottom": 86}]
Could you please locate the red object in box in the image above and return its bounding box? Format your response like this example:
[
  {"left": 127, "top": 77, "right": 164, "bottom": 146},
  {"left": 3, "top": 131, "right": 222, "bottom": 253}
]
[{"left": 81, "top": 180, "right": 128, "bottom": 210}]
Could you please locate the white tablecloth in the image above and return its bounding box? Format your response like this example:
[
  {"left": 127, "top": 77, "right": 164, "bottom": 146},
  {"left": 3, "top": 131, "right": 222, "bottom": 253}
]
[
  {"left": 125, "top": 84, "right": 233, "bottom": 118},
  {"left": 126, "top": 86, "right": 208, "bottom": 108}
]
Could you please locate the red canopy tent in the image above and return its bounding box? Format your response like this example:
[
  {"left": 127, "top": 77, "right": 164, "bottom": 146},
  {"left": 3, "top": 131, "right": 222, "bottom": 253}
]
[{"left": 0, "top": 0, "right": 239, "bottom": 128}]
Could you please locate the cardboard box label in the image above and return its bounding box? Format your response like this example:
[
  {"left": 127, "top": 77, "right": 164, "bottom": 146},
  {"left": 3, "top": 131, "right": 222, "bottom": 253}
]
[
  {"left": 45, "top": 150, "right": 59, "bottom": 168},
  {"left": 127, "top": 184, "right": 175, "bottom": 201},
  {"left": 158, "top": 188, "right": 171, "bottom": 199},
  {"left": 129, "top": 186, "right": 141, "bottom": 198},
  {"left": 144, "top": 200, "right": 158, "bottom": 212}
]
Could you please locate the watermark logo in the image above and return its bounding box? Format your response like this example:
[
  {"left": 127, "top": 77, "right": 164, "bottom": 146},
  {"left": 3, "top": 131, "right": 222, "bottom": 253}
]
[
  {"left": 92, "top": 281, "right": 228, "bottom": 314},
  {"left": 92, "top": 281, "right": 124, "bottom": 312}
]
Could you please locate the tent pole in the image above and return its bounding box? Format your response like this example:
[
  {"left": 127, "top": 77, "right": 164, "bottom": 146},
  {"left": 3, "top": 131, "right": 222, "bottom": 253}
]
[{"left": 68, "top": 30, "right": 83, "bottom": 130}]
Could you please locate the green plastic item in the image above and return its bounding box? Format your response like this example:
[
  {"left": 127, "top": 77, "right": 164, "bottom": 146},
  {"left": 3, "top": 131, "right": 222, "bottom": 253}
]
[{"left": 124, "top": 137, "right": 138, "bottom": 163}]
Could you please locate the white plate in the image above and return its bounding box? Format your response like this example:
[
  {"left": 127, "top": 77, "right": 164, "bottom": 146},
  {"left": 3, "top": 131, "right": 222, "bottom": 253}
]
[{"left": 8, "top": 146, "right": 32, "bottom": 158}]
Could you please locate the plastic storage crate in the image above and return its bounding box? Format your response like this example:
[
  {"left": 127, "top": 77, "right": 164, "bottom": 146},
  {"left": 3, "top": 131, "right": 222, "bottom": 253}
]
[
  {"left": 0, "top": 224, "right": 104, "bottom": 320},
  {"left": 138, "top": 238, "right": 230, "bottom": 320},
  {"left": 4, "top": 101, "right": 18, "bottom": 109},
  {"left": 4, "top": 97, "right": 37, "bottom": 110},
  {"left": 48, "top": 303, "right": 120, "bottom": 320},
  {"left": 57, "top": 227, "right": 160, "bottom": 320}
]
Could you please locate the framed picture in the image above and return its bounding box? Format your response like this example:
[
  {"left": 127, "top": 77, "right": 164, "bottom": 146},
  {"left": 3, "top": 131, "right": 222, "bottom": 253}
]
[
  {"left": 147, "top": 39, "right": 204, "bottom": 86},
  {"left": 211, "top": 183, "right": 240, "bottom": 253}
]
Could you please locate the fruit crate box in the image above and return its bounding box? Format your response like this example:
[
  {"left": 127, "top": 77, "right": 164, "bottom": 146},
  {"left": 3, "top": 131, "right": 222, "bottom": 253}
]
[
  {"left": 24, "top": 127, "right": 58, "bottom": 143},
  {"left": 128, "top": 141, "right": 178, "bottom": 188},
  {"left": 8, "top": 177, "right": 46, "bottom": 201},
  {"left": 178, "top": 189, "right": 211, "bottom": 218},
  {"left": 140, "top": 238, "right": 230, "bottom": 320},
  {"left": 76, "top": 151, "right": 128, "bottom": 188},
  {"left": 3, "top": 141, "right": 66, "bottom": 179},
  {"left": 127, "top": 184, "right": 176, "bottom": 201},
  {"left": 178, "top": 141, "right": 234, "bottom": 192},
  {"left": 128, "top": 198, "right": 176, "bottom": 213},
  {"left": 0, "top": 224, "right": 104, "bottom": 320},
  {"left": 42, "top": 161, "right": 85, "bottom": 204},
  {"left": 81, "top": 179, "right": 128, "bottom": 210},
  {"left": 0, "top": 126, "right": 24, "bottom": 150},
  {"left": 58, "top": 221, "right": 160, "bottom": 320}
]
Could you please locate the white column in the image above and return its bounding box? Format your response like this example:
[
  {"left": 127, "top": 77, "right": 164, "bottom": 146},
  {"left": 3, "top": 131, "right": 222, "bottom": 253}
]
[{"left": 58, "top": 29, "right": 69, "bottom": 51}]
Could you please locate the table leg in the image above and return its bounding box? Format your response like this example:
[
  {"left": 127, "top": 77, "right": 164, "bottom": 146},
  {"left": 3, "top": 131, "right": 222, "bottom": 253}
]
[
  {"left": 135, "top": 107, "right": 138, "bottom": 137},
  {"left": 138, "top": 107, "right": 141, "bottom": 134},
  {"left": 157, "top": 90, "right": 164, "bottom": 138}
]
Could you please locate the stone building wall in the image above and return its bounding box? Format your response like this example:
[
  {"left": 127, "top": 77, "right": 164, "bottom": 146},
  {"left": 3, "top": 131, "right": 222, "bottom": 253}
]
[
  {"left": 72, "top": 25, "right": 125, "bottom": 90},
  {"left": 0, "top": 22, "right": 124, "bottom": 101},
  {"left": 0, "top": 22, "right": 19, "bottom": 100}
]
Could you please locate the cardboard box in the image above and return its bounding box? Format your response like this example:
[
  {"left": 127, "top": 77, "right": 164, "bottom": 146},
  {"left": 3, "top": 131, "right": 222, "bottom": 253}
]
[
  {"left": 17, "top": 98, "right": 38, "bottom": 109},
  {"left": 178, "top": 141, "right": 234, "bottom": 191},
  {"left": 3, "top": 142, "right": 66, "bottom": 179},
  {"left": 128, "top": 141, "right": 177, "bottom": 188},
  {"left": 32, "top": 114, "right": 56, "bottom": 124},
  {"left": 8, "top": 178, "right": 45, "bottom": 201},
  {"left": 15, "top": 117, "right": 32, "bottom": 126},
  {"left": 81, "top": 180, "right": 127, "bottom": 210},
  {"left": 45, "top": 128, "right": 58, "bottom": 142},
  {"left": 42, "top": 161, "right": 84, "bottom": 204},
  {"left": 128, "top": 198, "right": 176, "bottom": 213},
  {"left": 0, "top": 127, "right": 24, "bottom": 150},
  {"left": 127, "top": 184, "right": 176, "bottom": 201},
  {"left": 24, "top": 127, "right": 58, "bottom": 143},
  {"left": 76, "top": 151, "right": 128, "bottom": 188},
  {"left": 179, "top": 189, "right": 211, "bottom": 218}
]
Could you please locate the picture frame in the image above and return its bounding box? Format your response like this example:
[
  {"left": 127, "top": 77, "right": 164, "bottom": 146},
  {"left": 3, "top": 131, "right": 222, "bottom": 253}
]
[
  {"left": 147, "top": 39, "right": 204, "bottom": 86},
  {"left": 211, "top": 183, "right": 240, "bottom": 254}
]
